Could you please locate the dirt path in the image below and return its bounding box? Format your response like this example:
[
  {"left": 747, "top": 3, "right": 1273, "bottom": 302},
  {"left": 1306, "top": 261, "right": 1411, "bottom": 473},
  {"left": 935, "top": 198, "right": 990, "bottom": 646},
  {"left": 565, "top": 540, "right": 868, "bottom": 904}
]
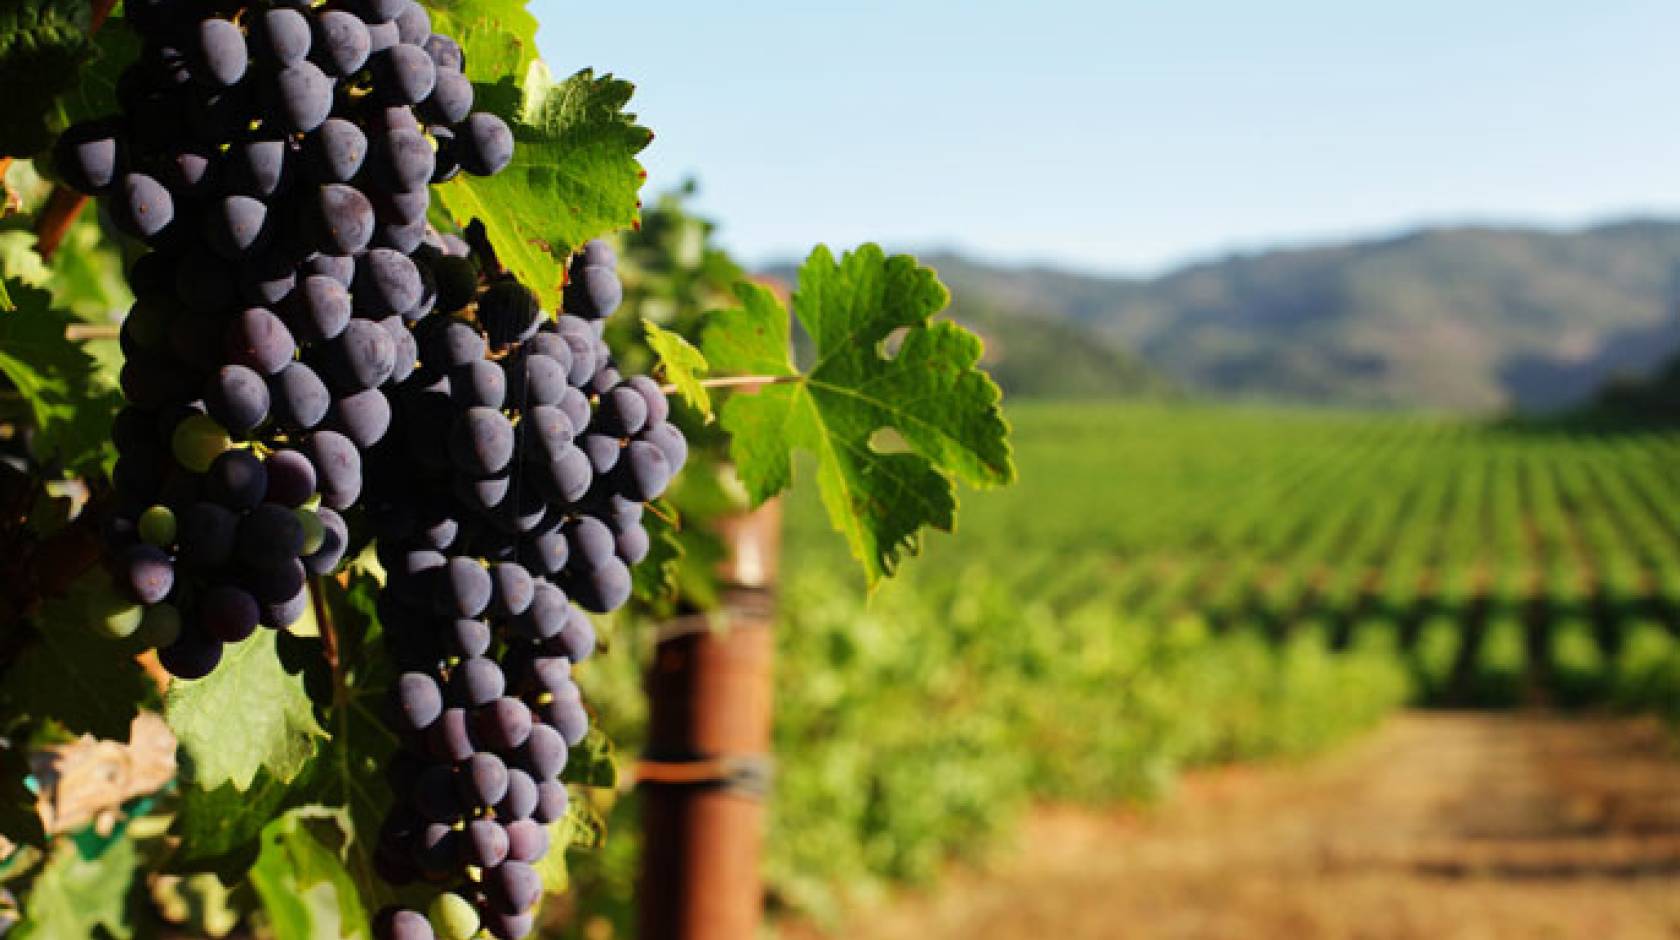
[{"left": 804, "top": 713, "right": 1680, "bottom": 940}]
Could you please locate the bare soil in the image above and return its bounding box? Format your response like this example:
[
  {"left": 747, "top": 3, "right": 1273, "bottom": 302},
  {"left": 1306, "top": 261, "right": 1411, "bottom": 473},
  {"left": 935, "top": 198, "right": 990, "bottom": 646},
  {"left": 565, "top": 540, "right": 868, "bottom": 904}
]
[{"left": 798, "top": 713, "right": 1680, "bottom": 940}]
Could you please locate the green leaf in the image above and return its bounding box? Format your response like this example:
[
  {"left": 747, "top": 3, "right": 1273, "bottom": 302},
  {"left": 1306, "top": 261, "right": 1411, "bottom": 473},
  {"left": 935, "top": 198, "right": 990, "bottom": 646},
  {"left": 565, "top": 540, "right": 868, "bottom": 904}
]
[
  {"left": 165, "top": 630, "right": 327, "bottom": 792},
  {"left": 422, "top": 0, "right": 539, "bottom": 89},
  {"left": 12, "top": 832, "right": 139, "bottom": 939},
  {"left": 562, "top": 728, "right": 618, "bottom": 789},
  {"left": 434, "top": 64, "right": 650, "bottom": 310},
  {"left": 644, "top": 319, "right": 711, "bottom": 418},
  {"left": 0, "top": 569, "right": 153, "bottom": 740},
  {"left": 701, "top": 245, "right": 1016, "bottom": 584},
  {"left": 629, "top": 501, "right": 683, "bottom": 604},
  {"left": 247, "top": 806, "right": 369, "bottom": 940},
  {"left": 170, "top": 771, "right": 300, "bottom": 878},
  {"left": 0, "top": 0, "right": 91, "bottom": 157},
  {"left": 0, "top": 276, "right": 121, "bottom": 475}
]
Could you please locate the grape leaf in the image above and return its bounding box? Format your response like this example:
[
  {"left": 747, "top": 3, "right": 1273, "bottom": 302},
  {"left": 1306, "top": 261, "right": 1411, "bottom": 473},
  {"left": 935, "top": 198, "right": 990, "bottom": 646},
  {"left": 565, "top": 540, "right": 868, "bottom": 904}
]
[
  {"left": 12, "top": 832, "right": 139, "bottom": 939},
  {"left": 644, "top": 319, "right": 711, "bottom": 419},
  {"left": 423, "top": 0, "right": 539, "bottom": 88},
  {"left": 0, "top": 0, "right": 90, "bottom": 157},
  {"left": 165, "top": 629, "right": 326, "bottom": 792},
  {"left": 247, "top": 806, "right": 369, "bottom": 940},
  {"left": 0, "top": 569, "right": 153, "bottom": 741},
  {"left": 434, "top": 64, "right": 650, "bottom": 310},
  {"left": 563, "top": 727, "right": 618, "bottom": 789},
  {"left": 0, "top": 276, "right": 121, "bottom": 475},
  {"left": 701, "top": 245, "right": 1015, "bottom": 584},
  {"left": 170, "top": 770, "right": 300, "bottom": 878}
]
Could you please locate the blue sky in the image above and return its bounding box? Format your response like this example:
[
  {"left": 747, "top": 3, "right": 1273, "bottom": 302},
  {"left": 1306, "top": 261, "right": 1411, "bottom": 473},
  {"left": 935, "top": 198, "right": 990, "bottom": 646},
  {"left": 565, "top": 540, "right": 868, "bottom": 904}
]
[{"left": 535, "top": 1, "right": 1680, "bottom": 275}]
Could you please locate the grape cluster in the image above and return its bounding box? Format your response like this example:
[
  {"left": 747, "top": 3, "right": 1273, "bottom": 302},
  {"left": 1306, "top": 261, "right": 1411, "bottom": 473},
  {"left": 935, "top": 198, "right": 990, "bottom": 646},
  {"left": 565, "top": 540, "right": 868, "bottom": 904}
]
[
  {"left": 362, "top": 239, "right": 684, "bottom": 940},
  {"left": 54, "top": 0, "right": 513, "bottom": 679},
  {"left": 51, "top": 3, "right": 684, "bottom": 936}
]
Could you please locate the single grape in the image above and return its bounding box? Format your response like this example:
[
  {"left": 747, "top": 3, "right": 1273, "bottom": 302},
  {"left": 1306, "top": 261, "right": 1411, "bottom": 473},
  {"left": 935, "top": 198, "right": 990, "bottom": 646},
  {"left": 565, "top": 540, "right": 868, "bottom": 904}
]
[
  {"left": 370, "top": 45, "right": 437, "bottom": 106},
  {"left": 289, "top": 275, "right": 353, "bottom": 342},
  {"left": 203, "top": 450, "right": 265, "bottom": 512},
  {"left": 503, "top": 818, "right": 549, "bottom": 864},
  {"left": 52, "top": 120, "right": 122, "bottom": 194},
  {"left": 307, "top": 183, "right": 376, "bottom": 255},
  {"left": 563, "top": 264, "right": 623, "bottom": 320},
  {"left": 192, "top": 18, "right": 248, "bottom": 88},
  {"left": 306, "top": 118, "right": 368, "bottom": 183},
  {"left": 449, "top": 656, "right": 505, "bottom": 707},
  {"left": 301, "top": 252, "right": 356, "bottom": 288},
  {"left": 394, "top": 672, "right": 444, "bottom": 733},
  {"left": 426, "top": 707, "right": 474, "bottom": 763},
  {"left": 418, "top": 69, "right": 473, "bottom": 125},
  {"left": 596, "top": 385, "right": 650, "bottom": 437},
  {"left": 226, "top": 138, "right": 290, "bottom": 199},
  {"left": 449, "top": 360, "right": 506, "bottom": 409},
  {"left": 261, "top": 585, "right": 310, "bottom": 629},
  {"left": 201, "top": 584, "right": 261, "bottom": 643},
  {"left": 267, "top": 61, "right": 334, "bottom": 132},
  {"left": 537, "top": 688, "right": 590, "bottom": 746},
  {"left": 516, "top": 723, "right": 566, "bottom": 780},
  {"left": 226, "top": 307, "right": 295, "bottom": 376},
  {"left": 487, "top": 563, "right": 534, "bottom": 617},
  {"left": 497, "top": 768, "right": 537, "bottom": 820},
  {"left": 531, "top": 779, "right": 568, "bottom": 824},
  {"left": 354, "top": 248, "right": 424, "bottom": 317},
  {"left": 427, "top": 892, "right": 479, "bottom": 940},
  {"left": 434, "top": 556, "right": 492, "bottom": 618},
  {"left": 567, "top": 557, "right": 631, "bottom": 614},
  {"left": 448, "top": 407, "right": 515, "bottom": 477},
  {"left": 511, "top": 579, "right": 567, "bottom": 640},
  {"left": 505, "top": 353, "right": 568, "bottom": 410},
  {"left": 240, "top": 253, "right": 297, "bottom": 307},
  {"left": 460, "top": 818, "right": 509, "bottom": 868},
  {"left": 379, "top": 316, "right": 420, "bottom": 383},
  {"left": 422, "top": 34, "right": 464, "bottom": 72},
  {"left": 615, "top": 440, "right": 673, "bottom": 500},
  {"left": 642, "top": 421, "right": 690, "bottom": 475},
  {"left": 481, "top": 912, "right": 535, "bottom": 940},
  {"left": 372, "top": 907, "right": 435, "bottom": 940},
  {"left": 252, "top": 8, "right": 311, "bottom": 66},
  {"left": 205, "top": 365, "right": 271, "bottom": 435},
  {"left": 368, "top": 129, "right": 435, "bottom": 192},
  {"left": 394, "top": 1, "right": 431, "bottom": 44},
  {"left": 456, "top": 752, "right": 509, "bottom": 809},
  {"left": 295, "top": 508, "right": 327, "bottom": 555},
  {"left": 113, "top": 172, "right": 175, "bottom": 241},
  {"left": 458, "top": 113, "right": 513, "bottom": 176},
  {"left": 264, "top": 447, "right": 319, "bottom": 509},
  {"left": 138, "top": 504, "right": 176, "bottom": 546},
  {"left": 326, "top": 387, "right": 393, "bottom": 447},
  {"left": 99, "top": 601, "right": 145, "bottom": 640},
  {"left": 303, "top": 506, "right": 349, "bottom": 575},
  {"left": 471, "top": 697, "right": 532, "bottom": 752},
  {"left": 483, "top": 861, "right": 540, "bottom": 916},
  {"left": 158, "top": 630, "right": 224, "bottom": 680},
  {"left": 306, "top": 431, "right": 363, "bottom": 510},
  {"left": 311, "top": 11, "right": 371, "bottom": 76},
  {"left": 320, "top": 320, "right": 397, "bottom": 391},
  {"left": 616, "top": 522, "right": 650, "bottom": 564},
  {"left": 171, "top": 413, "right": 231, "bottom": 473}
]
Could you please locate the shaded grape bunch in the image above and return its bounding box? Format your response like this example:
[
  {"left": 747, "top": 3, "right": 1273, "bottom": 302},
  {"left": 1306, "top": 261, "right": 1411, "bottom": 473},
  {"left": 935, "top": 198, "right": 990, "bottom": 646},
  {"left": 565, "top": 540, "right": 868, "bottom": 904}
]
[
  {"left": 365, "top": 240, "right": 685, "bottom": 940},
  {"left": 60, "top": 0, "right": 515, "bottom": 683}
]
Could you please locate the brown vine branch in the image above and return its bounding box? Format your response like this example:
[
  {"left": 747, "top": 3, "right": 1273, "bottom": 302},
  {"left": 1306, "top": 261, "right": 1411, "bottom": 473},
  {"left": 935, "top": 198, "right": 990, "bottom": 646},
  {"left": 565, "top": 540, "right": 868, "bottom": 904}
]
[
  {"left": 33, "top": 188, "right": 88, "bottom": 262},
  {"left": 657, "top": 374, "right": 800, "bottom": 396},
  {"left": 308, "top": 576, "right": 341, "bottom": 675}
]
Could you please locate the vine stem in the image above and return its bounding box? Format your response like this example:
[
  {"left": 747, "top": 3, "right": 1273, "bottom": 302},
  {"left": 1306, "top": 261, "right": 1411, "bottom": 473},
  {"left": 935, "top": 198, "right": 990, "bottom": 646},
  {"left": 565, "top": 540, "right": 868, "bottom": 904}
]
[
  {"left": 308, "top": 576, "right": 341, "bottom": 675},
  {"left": 658, "top": 374, "right": 799, "bottom": 396},
  {"left": 32, "top": 0, "right": 120, "bottom": 261}
]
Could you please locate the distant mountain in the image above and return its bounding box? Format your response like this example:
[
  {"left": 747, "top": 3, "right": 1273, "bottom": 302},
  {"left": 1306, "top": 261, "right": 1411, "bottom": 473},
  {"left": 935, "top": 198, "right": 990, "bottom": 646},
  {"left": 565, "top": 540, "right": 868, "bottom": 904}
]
[{"left": 905, "top": 220, "right": 1680, "bottom": 412}]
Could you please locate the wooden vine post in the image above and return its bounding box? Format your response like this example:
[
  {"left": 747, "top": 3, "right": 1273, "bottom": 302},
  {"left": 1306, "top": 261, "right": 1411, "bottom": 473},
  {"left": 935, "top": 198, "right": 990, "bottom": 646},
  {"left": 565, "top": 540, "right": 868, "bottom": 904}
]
[{"left": 638, "top": 500, "right": 781, "bottom": 939}]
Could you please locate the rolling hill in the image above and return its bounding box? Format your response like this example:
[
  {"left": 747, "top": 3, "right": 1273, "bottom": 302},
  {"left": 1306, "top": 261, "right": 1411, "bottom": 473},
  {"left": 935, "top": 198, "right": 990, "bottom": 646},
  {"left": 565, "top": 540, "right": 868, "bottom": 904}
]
[{"left": 904, "top": 219, "right": 1680, "bottom": 412}]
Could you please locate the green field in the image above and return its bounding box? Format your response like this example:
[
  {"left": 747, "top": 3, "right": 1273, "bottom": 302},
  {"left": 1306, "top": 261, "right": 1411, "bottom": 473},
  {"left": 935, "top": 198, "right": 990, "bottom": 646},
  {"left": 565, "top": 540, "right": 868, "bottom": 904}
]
[
  {"left": 569, "top": 402, "right": 1680, "bottom": 931},
  {"left": 789, "top": 401, "right": 1680, "bottom": 709}
]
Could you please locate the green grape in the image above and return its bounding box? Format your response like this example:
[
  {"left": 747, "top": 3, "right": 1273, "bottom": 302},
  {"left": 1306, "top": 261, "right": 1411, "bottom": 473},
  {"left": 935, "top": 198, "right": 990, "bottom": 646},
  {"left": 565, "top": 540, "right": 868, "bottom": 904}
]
[
  {"left": 427, "top": 891, "right": 480, "bottom": 940},
  {"left": 171, "top": 414, "right": 232, "bottom": 473},
  {"left": 295, "top": 508, "right": 326, "bottom": 556},
  {"left": 99, "top": 603, "right": 146, "bottom": 640},
  {"left": 138, "top": 504, "right": 177, "bottom": 546},
  {"left": 132, "top": 603, "right": 182, "bottom": 649}
]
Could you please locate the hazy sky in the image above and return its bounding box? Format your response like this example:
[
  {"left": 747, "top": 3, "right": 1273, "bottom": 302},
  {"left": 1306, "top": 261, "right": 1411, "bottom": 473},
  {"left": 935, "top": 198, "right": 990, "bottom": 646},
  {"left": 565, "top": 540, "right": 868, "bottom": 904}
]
[{"left": 534, "top": 1, "right": 1680, "bottom": 275}]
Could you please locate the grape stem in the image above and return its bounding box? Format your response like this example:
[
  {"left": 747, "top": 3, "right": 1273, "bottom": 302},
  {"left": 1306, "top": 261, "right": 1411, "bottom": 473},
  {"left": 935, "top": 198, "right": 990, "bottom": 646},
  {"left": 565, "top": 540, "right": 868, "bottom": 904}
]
[
  {"left": 659, "top": 374, "right": 800, "bottom": 395},
  {"left": 32, "top": 0, "right": 120, "bottom": 261},
  {"left": 308, "top": 577, "right": 342, "bottom": 675}
]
